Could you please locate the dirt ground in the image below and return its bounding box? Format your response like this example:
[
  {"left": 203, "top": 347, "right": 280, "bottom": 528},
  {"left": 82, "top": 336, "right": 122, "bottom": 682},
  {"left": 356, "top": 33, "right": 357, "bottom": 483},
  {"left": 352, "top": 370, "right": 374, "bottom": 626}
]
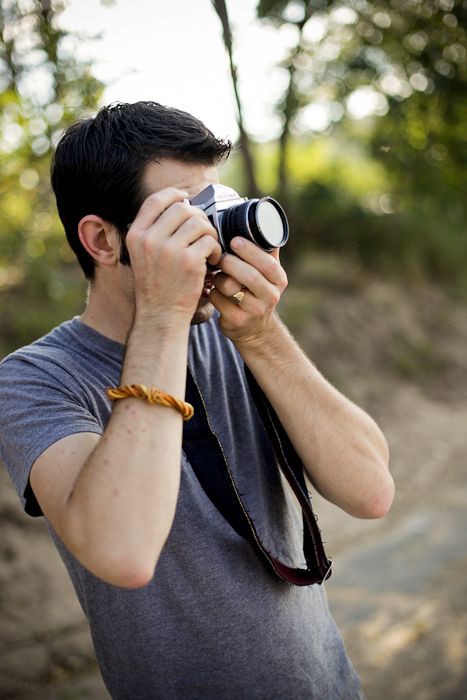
[{"left": 1, "top": 260, "right": 466, "bottom": 699}]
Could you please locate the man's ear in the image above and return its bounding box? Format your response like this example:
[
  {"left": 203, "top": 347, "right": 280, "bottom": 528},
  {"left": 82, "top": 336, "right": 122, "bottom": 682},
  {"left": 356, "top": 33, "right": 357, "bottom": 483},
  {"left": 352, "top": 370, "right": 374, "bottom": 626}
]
[{"left": 78, "top": 215, "right": 120, "bottom": 268}]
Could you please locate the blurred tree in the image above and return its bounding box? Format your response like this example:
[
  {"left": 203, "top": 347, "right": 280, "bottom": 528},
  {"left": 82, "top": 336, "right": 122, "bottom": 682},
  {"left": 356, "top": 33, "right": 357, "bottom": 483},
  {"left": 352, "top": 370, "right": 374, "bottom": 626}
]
[
  {"left": 256, "top": 0, "right": 466, "bottom": 192},
  {"left": 211, "top": 0, "right": 259, "bottom": 195},
  {"left": 0, "top": 0, "right": 104, "bottom": 354},
  {"left": 253, "top": 0, "right": 467, "bottom": 287}
]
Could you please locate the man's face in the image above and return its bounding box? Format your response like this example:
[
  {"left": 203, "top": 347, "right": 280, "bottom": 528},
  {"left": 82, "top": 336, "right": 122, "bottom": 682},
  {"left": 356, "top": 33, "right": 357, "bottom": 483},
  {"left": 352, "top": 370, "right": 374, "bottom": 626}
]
[{"left": 124, "top": 158, "right": 220, "bottom": 326}]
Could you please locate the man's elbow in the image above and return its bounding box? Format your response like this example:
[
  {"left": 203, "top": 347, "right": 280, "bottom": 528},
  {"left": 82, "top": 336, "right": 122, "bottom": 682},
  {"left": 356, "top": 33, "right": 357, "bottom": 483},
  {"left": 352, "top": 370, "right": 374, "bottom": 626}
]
[
  {"left": 84, "top": 550, "right": 160, "bottom": 589},
  {"left": 361, "top": 434, "right": 393, "bottom": 519},
  {"left": 107, "top": 561, "right": 157, "bottom": 589},
  {"left": 362, "top": 470, "right": 395, "bottom": 519},
  {"left": 69, "top": 529, "right": 164, "bottom": 589}
]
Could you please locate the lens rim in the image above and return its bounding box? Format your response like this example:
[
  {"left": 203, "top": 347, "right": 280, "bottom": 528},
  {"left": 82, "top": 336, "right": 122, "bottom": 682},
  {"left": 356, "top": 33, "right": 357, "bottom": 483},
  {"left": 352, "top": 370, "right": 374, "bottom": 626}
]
[
  {"left": 219, "top": 196, "right": 289, "bottom": 252},
  {"left": 250, "top": 197, "right": 289, "bottom": 250}
]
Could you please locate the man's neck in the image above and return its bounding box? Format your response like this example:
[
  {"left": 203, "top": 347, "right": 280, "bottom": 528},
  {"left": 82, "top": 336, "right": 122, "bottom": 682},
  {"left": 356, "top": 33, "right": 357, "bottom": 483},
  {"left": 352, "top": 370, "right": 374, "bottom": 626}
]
[{"left": 80, "top": 279, "right": 133, "bottom": 345}]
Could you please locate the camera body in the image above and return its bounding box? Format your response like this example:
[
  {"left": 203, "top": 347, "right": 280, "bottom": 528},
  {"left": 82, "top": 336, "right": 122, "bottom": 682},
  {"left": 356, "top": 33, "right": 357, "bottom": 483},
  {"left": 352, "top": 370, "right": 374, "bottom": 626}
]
[{"left": 190, "top": 184, "right": 289, "bottom": 255}]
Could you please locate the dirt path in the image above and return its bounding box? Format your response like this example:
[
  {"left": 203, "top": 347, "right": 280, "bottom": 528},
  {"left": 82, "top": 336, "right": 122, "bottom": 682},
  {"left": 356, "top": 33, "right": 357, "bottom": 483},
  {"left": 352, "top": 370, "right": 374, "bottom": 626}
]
[
  {"left": 1, "top": 269, "right": 466, "bottom": 699},
  {"left": 316, "top": 385, "right": 467, "bottom": 699}
]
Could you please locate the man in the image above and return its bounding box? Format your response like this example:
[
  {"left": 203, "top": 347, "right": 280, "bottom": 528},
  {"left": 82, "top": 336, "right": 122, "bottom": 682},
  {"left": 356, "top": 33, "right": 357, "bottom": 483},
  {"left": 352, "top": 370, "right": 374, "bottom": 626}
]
[{"left": 0, "top": 102, "right": 393, "bottom": 698}]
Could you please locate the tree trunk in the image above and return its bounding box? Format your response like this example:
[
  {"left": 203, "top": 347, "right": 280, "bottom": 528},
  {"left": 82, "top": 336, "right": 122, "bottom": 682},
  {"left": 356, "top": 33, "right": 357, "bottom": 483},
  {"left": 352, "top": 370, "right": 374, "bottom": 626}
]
[
  {"left": 0, "top": 4, "right": 19, "bottom": 90},
  {"left": 211, "top": 0, "right": 259, "bottom": 196},
  {"left": 276, "top": 7, "right": 314, "bottom": 208}
]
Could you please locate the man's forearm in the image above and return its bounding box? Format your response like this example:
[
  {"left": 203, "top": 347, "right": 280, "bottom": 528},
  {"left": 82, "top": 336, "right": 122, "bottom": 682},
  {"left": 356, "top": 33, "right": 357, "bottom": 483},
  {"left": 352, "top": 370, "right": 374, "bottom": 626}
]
[
  {"left": 66, "top": 314, "right": 190, "bottom": 587},
  {"left": 236, "top": 314, "right": 394, "bottom": 519}
]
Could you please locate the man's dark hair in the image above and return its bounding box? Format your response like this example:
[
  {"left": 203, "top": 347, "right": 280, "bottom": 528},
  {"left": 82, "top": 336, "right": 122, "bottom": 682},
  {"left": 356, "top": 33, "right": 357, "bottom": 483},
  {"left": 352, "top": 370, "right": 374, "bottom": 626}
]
[{"left": 51, "top": 101, "right": 232, "bottom": 280}]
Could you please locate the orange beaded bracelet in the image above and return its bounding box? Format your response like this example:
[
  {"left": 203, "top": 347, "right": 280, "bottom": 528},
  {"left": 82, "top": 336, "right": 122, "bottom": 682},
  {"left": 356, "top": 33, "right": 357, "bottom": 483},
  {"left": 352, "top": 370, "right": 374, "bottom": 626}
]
[{"left": 107, "top": 384, "right": 194, "bottom": 421}]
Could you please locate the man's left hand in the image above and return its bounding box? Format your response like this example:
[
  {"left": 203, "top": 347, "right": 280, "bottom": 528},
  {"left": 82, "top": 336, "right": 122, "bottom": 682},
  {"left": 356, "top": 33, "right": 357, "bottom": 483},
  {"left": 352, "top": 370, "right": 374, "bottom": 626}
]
[{"left": 208, "top": 236, "right": 288, "bottom": 349}]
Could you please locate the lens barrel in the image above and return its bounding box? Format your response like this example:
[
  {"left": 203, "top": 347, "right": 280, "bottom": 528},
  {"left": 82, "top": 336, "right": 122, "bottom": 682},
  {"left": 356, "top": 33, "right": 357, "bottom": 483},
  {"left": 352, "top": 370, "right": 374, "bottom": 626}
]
[{"left": 220, "top": 197, "right": 289, "bottom": 252}]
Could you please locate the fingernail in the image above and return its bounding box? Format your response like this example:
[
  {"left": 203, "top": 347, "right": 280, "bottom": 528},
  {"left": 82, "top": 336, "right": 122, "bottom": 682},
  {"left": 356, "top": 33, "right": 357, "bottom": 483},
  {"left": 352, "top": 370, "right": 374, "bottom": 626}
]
[{"left": 231, "top": 237, "right": 244, "bottom": 249}]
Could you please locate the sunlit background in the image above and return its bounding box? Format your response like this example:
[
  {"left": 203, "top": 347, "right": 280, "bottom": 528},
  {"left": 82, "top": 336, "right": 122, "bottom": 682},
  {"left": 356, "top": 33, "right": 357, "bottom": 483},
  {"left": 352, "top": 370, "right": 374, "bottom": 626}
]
[
  {"left": 4, "top": 0, "right": 405, "bottom": 144},
  {"left": 1, "top": 1, "right": 466, "bottom": 698}
]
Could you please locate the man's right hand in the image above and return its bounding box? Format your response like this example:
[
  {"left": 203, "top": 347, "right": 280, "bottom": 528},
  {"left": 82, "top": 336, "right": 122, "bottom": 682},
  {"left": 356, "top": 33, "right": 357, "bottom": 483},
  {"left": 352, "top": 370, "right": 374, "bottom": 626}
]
[{"left": 125, "top": 187, "right": 222, "bottom": 322}]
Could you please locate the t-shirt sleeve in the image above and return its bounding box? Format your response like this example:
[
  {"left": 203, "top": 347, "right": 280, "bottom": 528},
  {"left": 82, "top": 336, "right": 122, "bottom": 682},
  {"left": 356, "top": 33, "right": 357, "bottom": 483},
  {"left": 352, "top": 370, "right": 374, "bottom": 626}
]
[{"left": 0, "top": 353, "right": 103, "bottom": 517}]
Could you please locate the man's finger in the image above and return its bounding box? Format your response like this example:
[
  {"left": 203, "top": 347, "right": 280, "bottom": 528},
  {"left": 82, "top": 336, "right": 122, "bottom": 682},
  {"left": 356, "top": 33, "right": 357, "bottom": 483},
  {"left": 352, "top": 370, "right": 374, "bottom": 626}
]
[
  {"left": 155, "top": 202, "right": 216, "bottom": 243},
  {"left": 188, "top": 235, "right": 223, "bottom": 267},
  {"left": 218, "top": 253, "right": 284, "bottom": 302},
  {"left": 230, "top": 238, "right": 287, "bottom": 287},
  {"left": 129, "top": 188, "right": 189, "bottom": 232},
  {"left": 168, "top": 216, "right": 218, "bottom": 252},
  {"left": 212, "top": 272, "right": 245, "bottom": 298}
]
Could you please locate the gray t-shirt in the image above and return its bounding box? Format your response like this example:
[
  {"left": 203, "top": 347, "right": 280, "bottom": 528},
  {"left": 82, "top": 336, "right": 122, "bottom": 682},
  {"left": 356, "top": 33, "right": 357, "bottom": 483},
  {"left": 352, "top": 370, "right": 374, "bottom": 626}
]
[{"left": 0, "top": 314, "right": 364, "bottom": 699}]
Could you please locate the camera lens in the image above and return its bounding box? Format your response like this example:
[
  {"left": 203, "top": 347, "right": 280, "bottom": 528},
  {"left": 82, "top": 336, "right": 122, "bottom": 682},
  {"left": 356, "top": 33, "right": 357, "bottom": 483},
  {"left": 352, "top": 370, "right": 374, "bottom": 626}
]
[
  {"left": 254, "top": 199, "right": 288, "bottom": 248},
  {"left": 221, "top": 197, "right": 289, "bottom": 252}
]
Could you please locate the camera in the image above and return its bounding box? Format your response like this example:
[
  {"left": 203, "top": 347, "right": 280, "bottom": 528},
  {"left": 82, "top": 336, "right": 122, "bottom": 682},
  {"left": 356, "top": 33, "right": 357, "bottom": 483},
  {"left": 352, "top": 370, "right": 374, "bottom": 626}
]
[{"left": 189, "top": 184, "right": 289, "bottom": 254}]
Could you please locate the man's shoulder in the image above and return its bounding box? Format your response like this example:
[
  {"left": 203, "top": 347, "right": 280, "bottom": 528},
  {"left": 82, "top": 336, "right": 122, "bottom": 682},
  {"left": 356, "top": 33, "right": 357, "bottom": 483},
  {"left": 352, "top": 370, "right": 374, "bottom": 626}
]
[
  {"left": 0, "top": 318, "right": 72, "bottom": 363},
  {"left": 0, "top": 318, "right": 77, "bottom": 374},
  {"left": 1, "top": 315, "right": 124, "bottom": 376},
  {"left": 0, "top": 317, "right": 118, "bottom": 429}
]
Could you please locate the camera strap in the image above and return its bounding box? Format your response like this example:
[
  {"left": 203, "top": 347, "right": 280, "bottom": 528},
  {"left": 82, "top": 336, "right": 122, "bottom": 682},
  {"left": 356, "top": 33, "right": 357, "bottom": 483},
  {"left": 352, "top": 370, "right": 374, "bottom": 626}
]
[{"left": 183, "top": 364, "right": 332, "bottom": 586}]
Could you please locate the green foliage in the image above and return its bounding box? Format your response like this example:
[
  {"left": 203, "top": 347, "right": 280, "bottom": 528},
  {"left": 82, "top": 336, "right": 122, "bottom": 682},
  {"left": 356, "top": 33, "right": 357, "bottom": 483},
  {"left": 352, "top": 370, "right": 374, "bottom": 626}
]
[
  {"left": 251, "top": 0, "right": 467, "bottom": 295},
  {"left": 0, "top": 0, "right": 104, "bottom": 355}
]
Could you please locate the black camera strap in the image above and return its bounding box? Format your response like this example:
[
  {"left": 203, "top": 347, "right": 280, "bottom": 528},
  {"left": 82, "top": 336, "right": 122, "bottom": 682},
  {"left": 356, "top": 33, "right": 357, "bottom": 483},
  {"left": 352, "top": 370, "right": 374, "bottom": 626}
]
[{"left": 183, "top": 364, "right": 332, "bottom": 586}]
